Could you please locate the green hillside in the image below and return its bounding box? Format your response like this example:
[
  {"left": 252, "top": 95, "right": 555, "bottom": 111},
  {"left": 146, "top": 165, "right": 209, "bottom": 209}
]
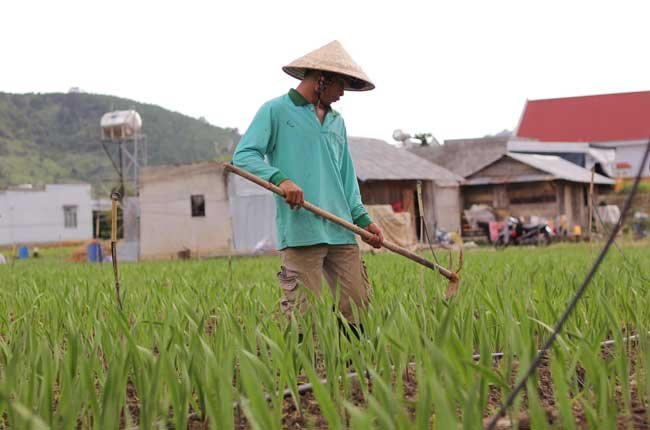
[{"left": 0, "top": 92, "right": 240, "bottom": 195}]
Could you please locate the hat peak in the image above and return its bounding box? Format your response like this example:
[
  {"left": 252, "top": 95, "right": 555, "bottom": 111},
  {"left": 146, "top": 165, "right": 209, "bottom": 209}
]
[{"left": 282, "top": 40, "right": 375, "bottom": 91}]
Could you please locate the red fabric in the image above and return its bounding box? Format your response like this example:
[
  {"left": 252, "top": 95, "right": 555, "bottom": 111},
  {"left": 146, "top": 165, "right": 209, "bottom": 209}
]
[
  {"left": 489, "top": 221, "right": 504, "bottom": 243},
  {"left": 391, "top": 201, "right": 403, "bottom": 213},
  {"left": 516, "top": 91, "right": 650, "bottom": 142}
]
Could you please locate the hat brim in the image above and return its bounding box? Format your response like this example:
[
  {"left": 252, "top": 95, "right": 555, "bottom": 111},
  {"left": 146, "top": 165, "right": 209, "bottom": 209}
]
[{"left": 282, "top": 66, "right": 375, "bottom": 92}]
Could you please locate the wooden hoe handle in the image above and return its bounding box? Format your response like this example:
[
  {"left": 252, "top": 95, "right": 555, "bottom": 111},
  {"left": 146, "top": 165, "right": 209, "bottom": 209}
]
[{"left": 223, "top": 163, "right": 459, "bottom": 284}]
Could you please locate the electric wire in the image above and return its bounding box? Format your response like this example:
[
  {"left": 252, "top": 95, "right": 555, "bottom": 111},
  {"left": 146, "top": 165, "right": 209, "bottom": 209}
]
[
  {"left": 485, "top": 138, "right": 650, "bottom": 430},
  {"left": 415, "top": 180, "right": 442, "bottom": 266},
  {"left": 420, "top": 217, "right": 442, "bottom": 266}
]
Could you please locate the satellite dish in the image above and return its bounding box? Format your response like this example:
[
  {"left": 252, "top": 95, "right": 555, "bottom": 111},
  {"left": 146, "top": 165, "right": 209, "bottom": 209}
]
[{"left": 392, "top": 129, "right": 411, "bottom": 143}]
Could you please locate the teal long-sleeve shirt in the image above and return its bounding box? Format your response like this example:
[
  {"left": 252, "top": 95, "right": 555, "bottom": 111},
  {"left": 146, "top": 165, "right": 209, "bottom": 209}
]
[{"left": 233, "top": 89, "right": 372, "bottom": 250}]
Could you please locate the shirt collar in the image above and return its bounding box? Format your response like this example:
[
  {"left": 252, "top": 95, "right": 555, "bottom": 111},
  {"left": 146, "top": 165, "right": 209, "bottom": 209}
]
[
  {"left": 288, "top": 89, "right": 340, "bottom": 117},
  {"left": 288, "top": 88, "right": 309, "bottom": 106}
]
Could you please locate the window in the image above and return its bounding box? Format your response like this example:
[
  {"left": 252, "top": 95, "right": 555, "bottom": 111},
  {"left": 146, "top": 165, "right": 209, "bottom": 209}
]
[
  {"left": 191, "top": 195, "right": 205, "bottom": 217},
  {"left": 63, "top": 205, "right": 78, "bottom": 228}
]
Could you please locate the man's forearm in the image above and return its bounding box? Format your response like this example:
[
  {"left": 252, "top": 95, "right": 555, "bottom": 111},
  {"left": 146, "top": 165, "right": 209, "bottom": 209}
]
[{"left": 232, "top": 147, "right": 279, "bottom": 182}]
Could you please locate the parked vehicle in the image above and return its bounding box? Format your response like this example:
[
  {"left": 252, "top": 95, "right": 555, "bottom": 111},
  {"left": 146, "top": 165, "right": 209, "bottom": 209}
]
[{"left": 494, "top": 216, "right": 553, "bottom": 248}]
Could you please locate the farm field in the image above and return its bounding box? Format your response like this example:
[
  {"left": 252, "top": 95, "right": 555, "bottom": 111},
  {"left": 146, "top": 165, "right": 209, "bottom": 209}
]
[{"left": 1, "top": 242, "right": 649, "bottom": 429}]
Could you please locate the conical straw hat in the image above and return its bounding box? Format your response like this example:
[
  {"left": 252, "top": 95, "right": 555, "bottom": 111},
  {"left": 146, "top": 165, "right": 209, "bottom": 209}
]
[{"left": 282, "top": 40, "right": 375, "bottom": 91}]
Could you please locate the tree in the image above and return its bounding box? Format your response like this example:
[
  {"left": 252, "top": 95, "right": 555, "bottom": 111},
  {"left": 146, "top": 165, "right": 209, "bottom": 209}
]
[
  {"left": 412, "top": 132, "right": 440, "bottom": 147},
  {"left": 413, "top": 132, "right": 433, "bottom": 145}
]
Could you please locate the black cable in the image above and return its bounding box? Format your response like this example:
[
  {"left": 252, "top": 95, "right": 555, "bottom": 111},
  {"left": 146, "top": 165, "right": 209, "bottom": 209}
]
[
  {"left": 420, "top": 218, "right": 442, "bottom": 266},
  {"left": 416, "top": 180, "right": 443, "bottom": 266},
  {"left": 100, "top": 140, "right": 121, "bottom": 176},
  {"left": 486, "top": 138, "right": 650, "bottom": 430}
]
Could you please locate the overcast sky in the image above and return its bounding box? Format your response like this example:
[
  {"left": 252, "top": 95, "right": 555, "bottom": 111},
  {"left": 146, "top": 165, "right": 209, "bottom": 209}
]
[{"left": 2, "top": 0, "right": 649, "bottom": 145}]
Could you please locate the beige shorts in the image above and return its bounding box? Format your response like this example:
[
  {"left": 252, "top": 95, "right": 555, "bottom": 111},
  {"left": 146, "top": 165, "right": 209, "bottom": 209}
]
[{"left": 277, "top": 244, "right": 371, "bottom": 322}]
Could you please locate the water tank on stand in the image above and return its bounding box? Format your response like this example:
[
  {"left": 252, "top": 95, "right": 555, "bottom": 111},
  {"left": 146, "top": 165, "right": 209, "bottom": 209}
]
[{"left": 100, "top": 110, "right": 142, "bottom": 141}]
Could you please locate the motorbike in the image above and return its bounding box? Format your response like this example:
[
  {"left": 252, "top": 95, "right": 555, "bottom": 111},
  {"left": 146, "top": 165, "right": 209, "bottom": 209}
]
[{"left": 494, "top": 216, "right": 554, "bottom": 248}]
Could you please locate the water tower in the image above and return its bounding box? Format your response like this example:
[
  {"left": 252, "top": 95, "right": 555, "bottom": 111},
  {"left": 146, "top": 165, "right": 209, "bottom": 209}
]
[
  {"left": 100, "top": 109, "right": 147, "bottom": 198},
  {"left": 100, "top": 110, "right": 146, "bottom": 260}
]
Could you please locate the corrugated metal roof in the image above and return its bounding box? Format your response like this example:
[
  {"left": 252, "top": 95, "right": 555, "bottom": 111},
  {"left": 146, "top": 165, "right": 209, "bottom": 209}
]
[
  {"left": 507, "top": 139, "right": 592, "bottom": 153},
  {"left": 516, "top": 91, "right": 650, "bottom": 142},
  {"left": 506, "top": 152, "right": 615, "bottom": 184},
  {"left": 432, "top": 137, "right": 509, "bottom": 178},
  {"left": 464, "top": 174, "right": 555, "bottom": 186},
  {"left": 348, "top": 137, "right": 462, "bottom": 186}
]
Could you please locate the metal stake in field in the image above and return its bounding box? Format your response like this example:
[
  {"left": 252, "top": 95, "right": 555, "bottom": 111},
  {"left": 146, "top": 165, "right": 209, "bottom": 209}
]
[
  {"left": 110, "top": 192, "right": 124, "bottom": 311},
  {"left": 224, "top": 163, "right": 462, "bottom": 297}
]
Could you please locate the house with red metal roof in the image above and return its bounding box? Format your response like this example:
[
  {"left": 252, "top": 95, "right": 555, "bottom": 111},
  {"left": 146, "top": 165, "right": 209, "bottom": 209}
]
[{"left": 515, "top": 91, "right": 650, "bottom": 179}]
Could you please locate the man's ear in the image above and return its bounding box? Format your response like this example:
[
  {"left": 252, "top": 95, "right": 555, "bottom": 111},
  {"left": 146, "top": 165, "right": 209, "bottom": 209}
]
[{"left": 315, "top": 76, "right": 326, "bottom": 94}]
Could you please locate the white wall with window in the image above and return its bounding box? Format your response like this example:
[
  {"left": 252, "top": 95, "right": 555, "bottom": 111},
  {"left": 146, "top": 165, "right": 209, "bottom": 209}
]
[
  {"left": 0, "top": 184, "right": 93, "bottom": 246},
  {"left": 139, "top": 162, "right": 233, "bottom": 259}
]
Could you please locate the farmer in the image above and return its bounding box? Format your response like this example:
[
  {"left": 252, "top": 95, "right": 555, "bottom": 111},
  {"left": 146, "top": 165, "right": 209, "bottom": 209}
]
[{"left": 233, "top": 40, "right": 383, "bottom": 326}]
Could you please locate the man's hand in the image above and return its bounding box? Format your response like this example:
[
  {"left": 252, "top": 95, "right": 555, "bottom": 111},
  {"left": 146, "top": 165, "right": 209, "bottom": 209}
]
[
  {"left": 279, "top": 179, "right": 304, "bottom": 209},
  {"left": 363, "top": 222, "right": 384, "bottom": 249}
]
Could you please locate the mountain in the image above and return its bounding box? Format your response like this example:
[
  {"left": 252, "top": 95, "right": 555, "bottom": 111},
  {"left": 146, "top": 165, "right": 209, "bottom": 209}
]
[{"left": 0, "top": 92, "right": 240, "bottom": 195}]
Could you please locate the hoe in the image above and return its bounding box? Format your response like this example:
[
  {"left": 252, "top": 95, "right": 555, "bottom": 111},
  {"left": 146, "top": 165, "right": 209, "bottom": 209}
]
[{"left": 224, "top": 163, "right": 462, "bottom": 297}]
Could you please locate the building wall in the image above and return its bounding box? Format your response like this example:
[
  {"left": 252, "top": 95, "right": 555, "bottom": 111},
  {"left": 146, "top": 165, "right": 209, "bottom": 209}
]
[
  {"left": 422, "top": 181, "right": 436, "bottom": 234},
  {"left": 557, "top": 181, "right": 587, "bottom": 231},
  {"left": 598, "top": 191, "right": 650, "bottom": 216},
  {"left": 227, "top": 173, "right": 277, "bottom": 252},
  {"left": 593, "top": 140, "right": 650, "bottom": 179},
  {"left": 474, "top": 157, "right": 543, "bottom": 179},
  {"left": 462, "top": 180, "right": 590, "bottom": 233},
  {"left": 360, "top": 180, "right": 418, "bottom": 232},
  {"left": 463, "top": 182, "right": 557, "bottom": 221},
  {"left": 509, "top": 201, "right": 558, "bottom": 221},
  {"left": 462, "top": 184, "right": 513, "bottom": 220},
  {"left": 359, "top": 180, "right": 460, "bottom": 237},
  {"left": 139, "top": 163, "right": 232, "bottom": 259},
  {"left": 0, "top": 184, "right": 93, "bottom": 246},
  {"left": 613, "top": 143, "right": 650, "bottom": 179},
  {"left": 507, "top": 182, "right": 558, "bottom": 221},
  {"left": 432, "top": 185, "right": 461, "bottom": 233},
  {"left": 122, "top": 197, "right": 140, "bottom": 242},
  {"left": 360, "top": 180, "right": 413, "bottom": 207}
]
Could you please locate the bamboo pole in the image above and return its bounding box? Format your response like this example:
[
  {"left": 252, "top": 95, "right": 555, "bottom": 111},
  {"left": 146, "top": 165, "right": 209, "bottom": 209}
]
[
  {"left": 110, "top": 192, "right": 123, "bottom": 310},
  {"left": 416, "top": 180, "right": 425, "bottom": 243}
]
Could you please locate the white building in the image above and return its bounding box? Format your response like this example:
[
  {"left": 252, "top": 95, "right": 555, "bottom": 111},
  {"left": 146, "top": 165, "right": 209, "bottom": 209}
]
[
  {"left": 0, "top": 184, "right": 93, "bottom": 246},
  {"left": 139, "top": 162, "right": 236, "bottom": 259}
]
